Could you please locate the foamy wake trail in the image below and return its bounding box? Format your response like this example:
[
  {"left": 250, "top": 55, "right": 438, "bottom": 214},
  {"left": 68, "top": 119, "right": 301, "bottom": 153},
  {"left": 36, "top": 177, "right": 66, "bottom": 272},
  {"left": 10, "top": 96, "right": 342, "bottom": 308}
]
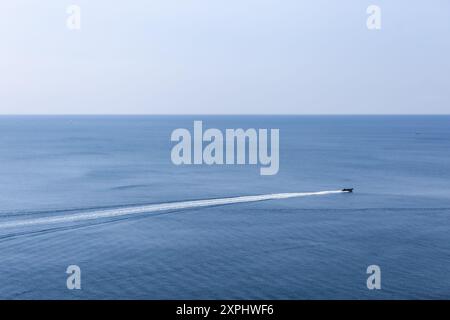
[{"left": 0, "top": 190, "right": 345, "bottom": 229}]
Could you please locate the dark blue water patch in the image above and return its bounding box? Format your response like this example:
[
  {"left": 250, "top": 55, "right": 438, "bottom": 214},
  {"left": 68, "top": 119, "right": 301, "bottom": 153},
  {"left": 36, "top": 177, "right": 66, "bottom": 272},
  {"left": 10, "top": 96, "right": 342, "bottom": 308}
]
[{"left": 0, "top": 115, "right": 449, "bottom": 299}]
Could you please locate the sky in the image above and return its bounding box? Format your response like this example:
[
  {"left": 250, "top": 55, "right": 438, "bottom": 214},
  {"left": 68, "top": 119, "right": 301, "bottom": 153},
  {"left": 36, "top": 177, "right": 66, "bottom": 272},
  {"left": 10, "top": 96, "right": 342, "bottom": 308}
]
[{"left": 1, "top": 0, "right": 449, "bottom": 114}]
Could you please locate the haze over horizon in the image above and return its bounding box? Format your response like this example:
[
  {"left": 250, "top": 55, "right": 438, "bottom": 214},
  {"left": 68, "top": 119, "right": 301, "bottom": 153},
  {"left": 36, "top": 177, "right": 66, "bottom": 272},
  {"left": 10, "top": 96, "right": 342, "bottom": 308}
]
[{"left": 1, "top": 0, "right": 449, "bottom": 115}]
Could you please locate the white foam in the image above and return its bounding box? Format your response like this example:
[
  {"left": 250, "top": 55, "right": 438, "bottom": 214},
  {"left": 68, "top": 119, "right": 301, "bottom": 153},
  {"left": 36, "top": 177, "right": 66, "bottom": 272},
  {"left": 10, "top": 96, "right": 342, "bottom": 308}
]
[{"left": 0, "top": 190, "right": 345, "bottom": 229}]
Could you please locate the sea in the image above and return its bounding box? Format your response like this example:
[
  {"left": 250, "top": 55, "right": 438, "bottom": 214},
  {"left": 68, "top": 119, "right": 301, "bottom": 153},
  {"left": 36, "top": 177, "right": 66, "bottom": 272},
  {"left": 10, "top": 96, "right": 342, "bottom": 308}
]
[{"left": 0, "top": 115, "right": 449, "bottom": 299}]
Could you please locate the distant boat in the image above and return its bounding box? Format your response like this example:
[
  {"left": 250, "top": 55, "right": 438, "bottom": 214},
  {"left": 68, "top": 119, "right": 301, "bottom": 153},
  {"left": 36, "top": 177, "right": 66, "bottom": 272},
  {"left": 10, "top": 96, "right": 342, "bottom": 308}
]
[{"left": 342, "top": 188, "right": 354, "bottom": 193}]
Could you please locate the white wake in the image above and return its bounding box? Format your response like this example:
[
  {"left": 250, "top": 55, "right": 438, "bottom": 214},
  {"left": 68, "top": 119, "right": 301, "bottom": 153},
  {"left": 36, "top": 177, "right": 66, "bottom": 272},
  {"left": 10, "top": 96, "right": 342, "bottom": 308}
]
[{"left": 0, "top": 190, "right": 346, "bottom": 229}]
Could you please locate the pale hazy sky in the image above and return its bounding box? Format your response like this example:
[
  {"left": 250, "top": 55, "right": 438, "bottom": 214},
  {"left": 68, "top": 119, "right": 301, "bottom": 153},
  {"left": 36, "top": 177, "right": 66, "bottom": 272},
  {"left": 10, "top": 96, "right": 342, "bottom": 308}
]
[{"left": 1, "top": 0, "right": 449, "bottom": 114}]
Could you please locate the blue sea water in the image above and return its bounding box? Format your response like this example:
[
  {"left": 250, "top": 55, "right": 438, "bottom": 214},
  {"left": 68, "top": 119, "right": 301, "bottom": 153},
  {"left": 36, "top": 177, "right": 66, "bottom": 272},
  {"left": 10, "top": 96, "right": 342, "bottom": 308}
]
[{"left": 0, "top": 115, "right": 449, "bottom": 299}]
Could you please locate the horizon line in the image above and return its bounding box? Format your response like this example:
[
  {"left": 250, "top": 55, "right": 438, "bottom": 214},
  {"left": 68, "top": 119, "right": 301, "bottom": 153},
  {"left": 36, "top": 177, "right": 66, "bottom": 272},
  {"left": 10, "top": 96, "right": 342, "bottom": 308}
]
[{"left": 0, "top": 114, "right": 450, "bottom": 116}]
